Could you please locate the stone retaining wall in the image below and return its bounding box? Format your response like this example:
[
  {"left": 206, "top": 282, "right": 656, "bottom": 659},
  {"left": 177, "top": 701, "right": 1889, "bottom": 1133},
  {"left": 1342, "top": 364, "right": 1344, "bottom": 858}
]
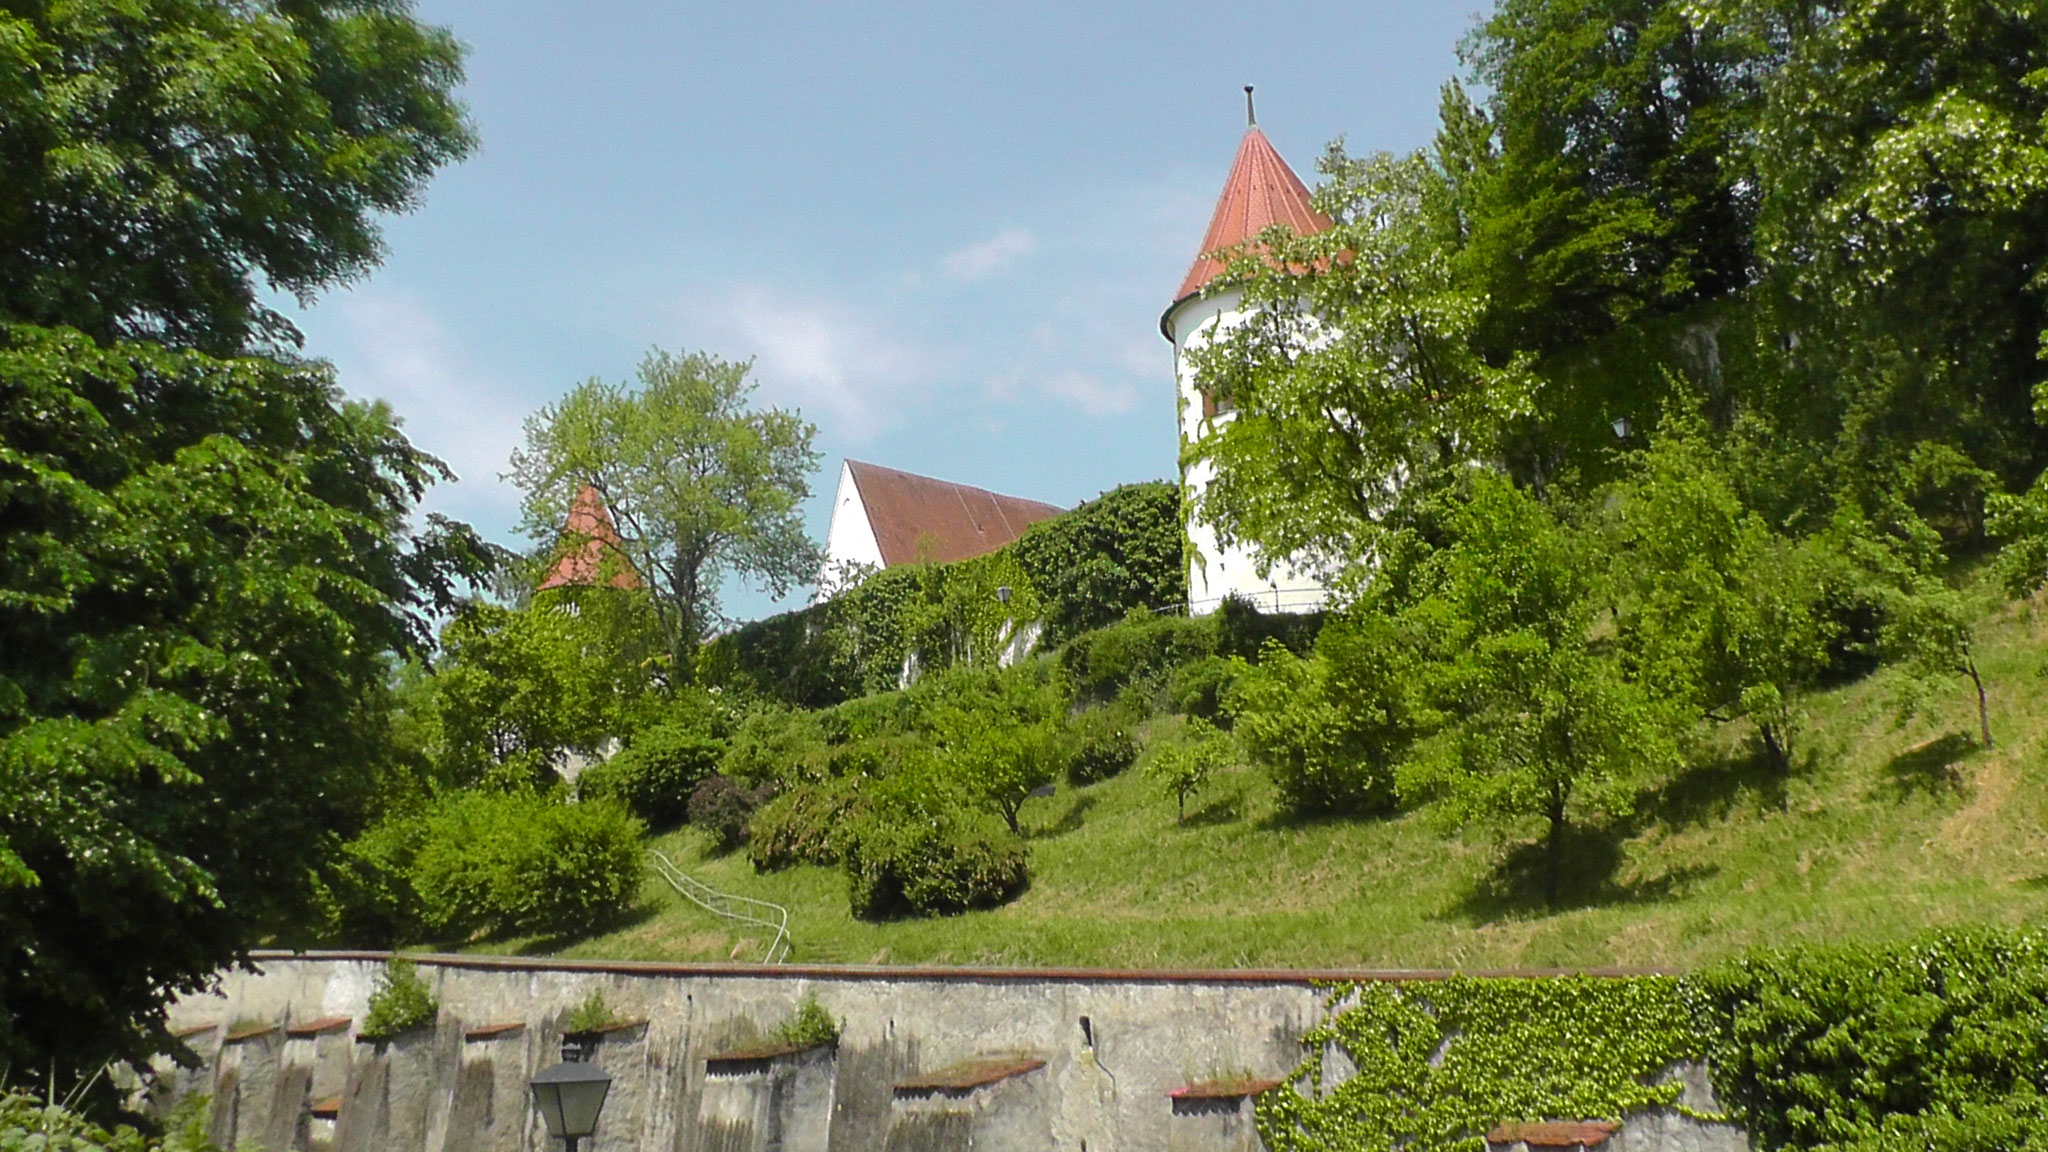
[{"left": 153, "top": 952, "right": 1749, "bottom": 1152}]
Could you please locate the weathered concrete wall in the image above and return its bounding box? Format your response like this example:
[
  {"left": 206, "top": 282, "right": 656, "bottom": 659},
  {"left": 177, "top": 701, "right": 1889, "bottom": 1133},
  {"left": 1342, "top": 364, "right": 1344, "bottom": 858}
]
[{"left": 158, "top": 952, "right": 1748, "bottom": 1152}]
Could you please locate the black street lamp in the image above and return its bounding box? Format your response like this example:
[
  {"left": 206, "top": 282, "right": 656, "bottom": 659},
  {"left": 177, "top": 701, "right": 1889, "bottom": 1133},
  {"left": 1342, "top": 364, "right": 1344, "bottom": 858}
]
[{"left": 530, "top": 1040, "right": 612, "bottom": 1152}]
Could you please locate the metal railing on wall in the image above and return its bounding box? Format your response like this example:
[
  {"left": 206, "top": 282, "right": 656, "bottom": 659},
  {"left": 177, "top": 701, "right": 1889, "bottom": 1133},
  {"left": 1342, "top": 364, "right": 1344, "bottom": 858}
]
[{"left": 647, "top": 850, "right": 791, "bottom": 964}]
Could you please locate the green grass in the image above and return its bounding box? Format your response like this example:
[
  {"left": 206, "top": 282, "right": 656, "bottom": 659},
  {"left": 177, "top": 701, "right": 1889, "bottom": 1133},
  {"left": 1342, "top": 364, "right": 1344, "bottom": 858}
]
[{"left": 490, "top": 594, "right": 2048, "bottom": 972}]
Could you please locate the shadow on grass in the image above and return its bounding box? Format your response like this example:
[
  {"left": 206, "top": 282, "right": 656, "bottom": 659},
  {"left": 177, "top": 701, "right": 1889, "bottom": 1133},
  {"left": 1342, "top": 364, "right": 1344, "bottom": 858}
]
[
  {"left": 1637, "top": 745, "right": 1790, "bottom": 829},
  {"left": 1446, "top": 819, "right": 1718, "bottom": 923},
  {"left": 1881, "top": 732, "right": 1977, "bottom": 799},
  {"left": 1030, "top": 793, "right": 1099, "bottom": 839},
  {"left": 1182, "top": 789, "right": 1245, "bottom": 827},
  {"left": 502, "top": 899, "right": 664, "bottom": 956}
]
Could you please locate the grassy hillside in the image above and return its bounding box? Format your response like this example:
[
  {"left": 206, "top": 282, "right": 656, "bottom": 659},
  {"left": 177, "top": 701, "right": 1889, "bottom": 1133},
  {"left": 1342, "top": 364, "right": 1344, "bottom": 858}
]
[{"left": 488, "top": 591, "right": 2048, "bottom": 972}]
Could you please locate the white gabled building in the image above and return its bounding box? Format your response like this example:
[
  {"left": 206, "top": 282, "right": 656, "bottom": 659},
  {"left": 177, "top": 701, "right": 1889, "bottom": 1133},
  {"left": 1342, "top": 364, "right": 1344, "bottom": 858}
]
[
  {"left": 1162, "top": 98, "right": 1335, "bottom": 616},
  {"left": 818, "top": 459, "right": 1065, "bottom": 598}
]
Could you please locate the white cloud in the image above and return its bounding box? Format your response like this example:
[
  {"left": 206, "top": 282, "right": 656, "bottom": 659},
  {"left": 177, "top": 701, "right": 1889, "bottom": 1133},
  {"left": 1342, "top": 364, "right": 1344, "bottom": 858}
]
[
  {"left": 940, "top": 227, "right": 1038, "bottom": 282},
  {"left": 1042, "top": 369, "right": 1139, "bottom": 418},
  {"left": 328, "top": 291, "right": 529, "bottom": 534},
  {"left": 711, "top": 286, "right": 935, "bottom": 441}
]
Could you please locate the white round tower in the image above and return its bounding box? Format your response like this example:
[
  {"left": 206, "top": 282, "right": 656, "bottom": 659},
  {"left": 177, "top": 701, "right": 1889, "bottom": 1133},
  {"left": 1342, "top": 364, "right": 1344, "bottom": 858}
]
[{"left": 1162, "top": 92, "right": 1334, "bottom": 616}]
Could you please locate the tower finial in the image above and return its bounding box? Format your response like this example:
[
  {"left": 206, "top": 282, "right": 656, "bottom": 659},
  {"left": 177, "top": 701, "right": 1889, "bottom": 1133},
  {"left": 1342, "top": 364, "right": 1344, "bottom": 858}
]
[{"left": 1244, "top": 85, "right": 1256, "bottom": 127}]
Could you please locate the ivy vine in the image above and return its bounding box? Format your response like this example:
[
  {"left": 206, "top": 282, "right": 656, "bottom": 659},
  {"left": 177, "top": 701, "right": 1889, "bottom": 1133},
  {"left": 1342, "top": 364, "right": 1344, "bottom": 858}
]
[{"left": 1256, "top": 976, "right": 1703, "bottom": 1152}]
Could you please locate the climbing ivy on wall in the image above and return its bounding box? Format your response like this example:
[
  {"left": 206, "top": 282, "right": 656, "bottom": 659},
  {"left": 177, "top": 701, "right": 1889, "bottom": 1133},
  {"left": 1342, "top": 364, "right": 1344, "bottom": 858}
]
[
  {"left": 700, "top": 482, "right": 1180, "bottom": 706},
  {"left": 1256, "top": 976, "right": 1704, "bottom": 1152}
]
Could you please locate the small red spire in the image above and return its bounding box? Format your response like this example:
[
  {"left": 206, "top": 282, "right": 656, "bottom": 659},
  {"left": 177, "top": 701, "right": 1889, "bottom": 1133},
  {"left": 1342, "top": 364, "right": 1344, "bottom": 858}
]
[
  {"left": 538, "top": 484, "right": 641, "bottom": 591},
  {"left": 1172, "top": 114, "right": 1334, "bottom": 306}
]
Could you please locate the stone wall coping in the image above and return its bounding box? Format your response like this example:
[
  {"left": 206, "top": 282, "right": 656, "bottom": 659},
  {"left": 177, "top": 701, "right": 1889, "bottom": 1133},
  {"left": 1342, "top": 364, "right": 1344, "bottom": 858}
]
[
  {"left": 895, "top": 1057, "right": 1046, "bottom": 1095},
  {"left": 1170, "top": 1076, "right": 1286, "bottom": 1100},
  {"left": 284, "top": 1015, "right": 351, "bottom": 1038},
  {"left": 247, "top": 949, "right": 1674, "bottom": 985}
]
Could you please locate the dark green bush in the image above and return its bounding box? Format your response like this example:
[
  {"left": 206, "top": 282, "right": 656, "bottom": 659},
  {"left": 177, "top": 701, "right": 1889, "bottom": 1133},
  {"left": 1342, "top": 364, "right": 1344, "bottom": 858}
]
[
  {"left": 1059, "top": 609, "right": 1219, "bottom": 702},
  {"left": 576, "top": 721, "right": 725, "bottom": 828},
  {"left": 1065, "top": 711, "right": 1138, "bottom": 785},
  {"left": 748, "top": 779, "right": 866, "bottom": 871},
  {"left": 820, "top": 690, "right": 918, "bottom": 745},
  {"left": 689, "top": 774, "right": 772, "bottom": 852},
  {"left": 1168, "top": 654, "right": 1238, "bottom": 721},
  {"left": 1214, "top": 595, "right": 1323, "bottom": 660},
  {"left": 841, "top": 811, "right": 1029, "bottom": 919},
  {"left": 409, "top": 790, "right": 644, "bottom": 939}
]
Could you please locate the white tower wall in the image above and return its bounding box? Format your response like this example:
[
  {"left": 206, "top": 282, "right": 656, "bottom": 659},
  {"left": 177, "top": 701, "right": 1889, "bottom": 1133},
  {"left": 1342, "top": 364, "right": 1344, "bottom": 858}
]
[{"left": 1167, "top": 288, "right": 1331, "bottom": 616}]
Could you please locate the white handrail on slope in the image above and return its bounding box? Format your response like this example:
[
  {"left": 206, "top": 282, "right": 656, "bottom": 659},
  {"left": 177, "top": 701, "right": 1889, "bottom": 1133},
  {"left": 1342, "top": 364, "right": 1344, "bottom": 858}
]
[{"left": 646, "top": 850, "right": 791, "bottom": 964}]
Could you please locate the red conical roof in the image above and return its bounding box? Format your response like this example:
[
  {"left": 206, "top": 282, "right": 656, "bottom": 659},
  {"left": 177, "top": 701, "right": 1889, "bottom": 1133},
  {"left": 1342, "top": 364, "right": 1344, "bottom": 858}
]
[
  {"left": 538, "top": 484, "right": 641, "bottom": 591},
  {"left": 1172, "top": 126, "right": 1334, "bottom": 306}
]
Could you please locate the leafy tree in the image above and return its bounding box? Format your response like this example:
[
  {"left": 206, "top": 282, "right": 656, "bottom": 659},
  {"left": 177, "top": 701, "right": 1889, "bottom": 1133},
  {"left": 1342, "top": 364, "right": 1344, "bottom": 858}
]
[
  {"left": 1605, "top": 415, "right": 1840, "bottom": 770},
  {"left": 0, "top": 0, "right": 473, "bottom": 353},
  {"left": 0, "top": 329, "right": 489, "bottom": 1079},
  {"left": 0, "top": 0, "right": 478, "bottom": 1087},
  {"left": 1009, "top": 481, "right": 1185, "bottom": 640},
  {"left": 923, "top": 665, "right": 1068, "bottom": 836},
  {"left": 1227, "top": 613, "right": 1416, "bottom": 817},
  {"left": 1145, "top": 718, "right": 1232, "bottom": 824},
  {"left": 509, "top": 349, "right": 823, "bottom": 667},
  {"left": 1187, "top": 149, "right": 1536, "bottom": 584},
  {"left": 1400, "top": 476, "right": 1677, "bottom": 906},
  {"left": 433, "top": 596, "right": 659, "bottom": 787}
]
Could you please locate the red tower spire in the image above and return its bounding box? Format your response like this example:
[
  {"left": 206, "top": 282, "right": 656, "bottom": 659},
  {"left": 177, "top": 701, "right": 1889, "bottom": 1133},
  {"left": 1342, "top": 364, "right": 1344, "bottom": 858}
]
[{"left": 1171, "top": 121, "right": 1334, "bottom": 307}]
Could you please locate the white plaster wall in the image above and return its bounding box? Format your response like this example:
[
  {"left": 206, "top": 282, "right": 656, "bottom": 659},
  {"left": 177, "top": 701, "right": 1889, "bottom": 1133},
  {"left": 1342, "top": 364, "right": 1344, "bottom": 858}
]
[
  {"left": 818, "top": 461, "right": 885, "bottom": 601},
  {"left": 1167, "top": 291, "right": 1332, "bottom": 617}
]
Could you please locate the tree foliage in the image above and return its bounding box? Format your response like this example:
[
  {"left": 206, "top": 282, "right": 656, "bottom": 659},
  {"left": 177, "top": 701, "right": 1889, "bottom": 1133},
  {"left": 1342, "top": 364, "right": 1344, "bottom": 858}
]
[
  {"left": 0, "top": 0, "right": 474, "bottom": 353},
  {"left": 510, "top": 349, "right": 822, "bottom": 665},
  {"left": 0, "top": 328, "right": 489, "bottom": 1076}
]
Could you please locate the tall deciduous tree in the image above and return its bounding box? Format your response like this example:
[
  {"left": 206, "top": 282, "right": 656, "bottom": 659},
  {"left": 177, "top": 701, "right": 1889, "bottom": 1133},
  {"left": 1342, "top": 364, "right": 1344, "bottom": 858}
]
[
  {"left": 0, "top": 0, "right": 474, "bottom": 352},
  {"left": 510, "top": 350, "right": 823, "bottom": 666},
  {"left": 0, "top": 330, "right": 491, "bottom": 1081},
  {"left": 1399, "top": 476, "right": 1677, "bottom": 906},
  {"left": 0, "top": 0, "right": 480, "bottom": 1087}
]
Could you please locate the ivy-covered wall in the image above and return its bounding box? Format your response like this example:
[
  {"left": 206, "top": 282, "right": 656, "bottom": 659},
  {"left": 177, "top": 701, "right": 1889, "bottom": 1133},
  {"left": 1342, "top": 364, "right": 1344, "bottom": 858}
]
[{"left": 700, "top": 481, "right": 1183, "bottom": 707}]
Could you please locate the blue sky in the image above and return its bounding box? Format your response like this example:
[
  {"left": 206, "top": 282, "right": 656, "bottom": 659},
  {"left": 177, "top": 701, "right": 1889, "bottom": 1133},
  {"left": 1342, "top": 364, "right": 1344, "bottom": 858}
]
[{"left": 288, "top": 1, "right": 1481, "bottom": 622}]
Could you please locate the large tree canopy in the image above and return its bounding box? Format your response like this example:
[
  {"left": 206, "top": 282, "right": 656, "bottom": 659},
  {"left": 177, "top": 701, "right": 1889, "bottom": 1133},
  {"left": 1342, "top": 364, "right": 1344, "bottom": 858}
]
[
  {"left": 0, "top": 327, "right": 491, "bottom": 1078},
  {"left": 0, "top": 0, "right": 474, "bottom": 352},
  {"left": 0, "top": 0, "right": 479, "bottom": 1085},
  {"left": 510, "top": 349, "right": 823, "bottom": 667}
]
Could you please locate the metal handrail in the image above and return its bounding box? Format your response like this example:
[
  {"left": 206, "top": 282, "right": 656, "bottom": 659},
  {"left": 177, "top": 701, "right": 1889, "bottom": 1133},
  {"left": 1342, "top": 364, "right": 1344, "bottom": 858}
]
[{"left": 646, "top": 850, "right": 791, "bottom": 964}]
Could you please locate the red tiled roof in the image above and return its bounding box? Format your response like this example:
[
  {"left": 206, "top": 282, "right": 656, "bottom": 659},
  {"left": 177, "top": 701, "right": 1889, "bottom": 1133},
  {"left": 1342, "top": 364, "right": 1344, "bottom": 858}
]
[
  {"left": 848, "top": 461, "right": 1064, "bottom": 568},
  {"left": 1173, "top": 126, "right": 1334, "bottom": 306},
  {"left": 1487, "top": 1121, "right": 1620, "bottom": 1149},
  {"left": 538, "top": 484, "right": 642, "bottom": 591}
]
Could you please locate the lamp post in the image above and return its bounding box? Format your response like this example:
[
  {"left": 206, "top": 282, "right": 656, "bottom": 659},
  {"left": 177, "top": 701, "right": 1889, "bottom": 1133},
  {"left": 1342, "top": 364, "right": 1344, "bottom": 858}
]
[{"left": 530, "top": 1040, "right": 612, "bottom": 1152}]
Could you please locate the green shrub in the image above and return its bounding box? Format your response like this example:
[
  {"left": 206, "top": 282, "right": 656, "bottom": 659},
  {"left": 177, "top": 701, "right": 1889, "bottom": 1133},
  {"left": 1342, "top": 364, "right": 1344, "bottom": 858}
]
[
  {"left": 820, "top": 690, "right": 919, "bottom": 745},
  {"left": 773, "top": 994, "right": 841, "bottom": 1049},
  {"left": 721, "top": 706, "right": 829, "bottom": 785},
  {"left": 0, "top": 1090, "right": 221, "bottom": 1151},
  {"left": 1168, "top": 654, "right": 1238, "bottom": 721},
  {"left": 565, "top": 988, "right": 617, "bottom": 1033},
  {"left": 575, "top": 721, "right": 724, "bottom": 828},
  {"left": 1060, "top": 609, "right": 1218, "bottom": 702},
  {"left": 1064, "top": 711, "right": 1138, "bottom": 785},
  {"left": 361, "top": 958, "right": 438, "bottom": 1040},
  {"left": 409, "top": 790, "right": 644, "bottom": 939},
  {"left": 748, "top": 780, "right": 865, "bottom": 871},
  {"left": 318, "top": 811, "right": 432, "bottom": 946},
  {"left": 1228, "top": 616, "right": 1414, "bottom": 816},
  {"left": 689, "top": 774, "right": 772, "bottom": 852},
  {"left": 841, "top": 811, "right": 1029, "bottom": 919}
]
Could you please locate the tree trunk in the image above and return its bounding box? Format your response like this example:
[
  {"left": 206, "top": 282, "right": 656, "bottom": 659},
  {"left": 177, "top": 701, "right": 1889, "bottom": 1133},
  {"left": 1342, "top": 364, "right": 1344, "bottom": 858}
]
[
  {"left": 1759, "top": 723, "right": 1788, "bottom": 774},
  {"left": 1967, "top": 655, "right": 1993, "bottom": 749},
  {"left": 1545, "top": 785, "right": 1565, "bottom": 909}
]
